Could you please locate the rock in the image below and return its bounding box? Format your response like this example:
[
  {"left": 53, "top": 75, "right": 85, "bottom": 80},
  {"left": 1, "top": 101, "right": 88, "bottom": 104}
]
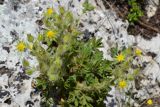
[
  {"left": 25, "top": 100, "right": 34, "bottom": 107},
  {"left": 2, "top": 46, "right": 10, "bottom": 53},
  {"left": 0, "top": 49, "right": 8, "bottom": 62},
  {"left": 0, "top": 0, "right": 4, "bottom": 5},
  {"left": 0, "top": 90, "right": 11, "bottom": 103},
  {"left": 0, "top": 66, "right": 12, "bottom": 76},
  {"left": 146, "top": 0, "right": 159, "bottom": 18},
  {"left": 137, "top": 34, "right": 160, "bottom": 64}
]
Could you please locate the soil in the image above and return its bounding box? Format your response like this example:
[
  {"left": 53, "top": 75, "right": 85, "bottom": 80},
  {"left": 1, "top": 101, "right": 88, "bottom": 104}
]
[{"left": 102, "top": 0, "right": 160, "bottom": 40}]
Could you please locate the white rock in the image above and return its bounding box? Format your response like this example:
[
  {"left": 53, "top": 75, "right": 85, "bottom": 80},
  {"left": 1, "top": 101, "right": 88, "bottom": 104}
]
[{"left": 146, "top": 0, "right": 159, "bottom": 18}]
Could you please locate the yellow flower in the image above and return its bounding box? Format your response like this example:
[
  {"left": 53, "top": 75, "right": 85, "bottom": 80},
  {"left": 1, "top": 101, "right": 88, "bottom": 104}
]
[
  {"left": 16, "top": 42, "right": 26, "bottom": 52},
  {"left": 46, "top": 31, "right": 56, "bottom": 39},
  {"left": 135, "top": 48, "right": 142, "bottom": 56},
  {"left": 147, "top": 99, "right": 153, "bottom": 105},
  {"left": 47, "top": 8, "right": 53, "bottom": 15},
  {"left": 119, "top": 80, "right": 127, "bottom": 89},
  {"left": 116, "top": 53, "right": 125, "bottom": 62}
]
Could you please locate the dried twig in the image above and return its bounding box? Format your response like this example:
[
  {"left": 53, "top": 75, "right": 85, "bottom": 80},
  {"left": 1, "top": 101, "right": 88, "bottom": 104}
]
[{"left": 138, "top": 20, "right": 160, "bottom": 33}]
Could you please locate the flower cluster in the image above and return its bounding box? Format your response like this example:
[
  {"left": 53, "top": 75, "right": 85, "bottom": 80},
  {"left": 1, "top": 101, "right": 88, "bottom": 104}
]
[
  {"left": 47, "top": 8, "right": 53, "bottom": 16},
  {"left": 147, "top": 99, "right": 153, "bottom": 105},
  {"left": 119, "top": 80, "right": 127, "bottom": 89},
  {"left": 135, "top": 48, "right": 142, "bottom": 56},
  {"left": 16, "top": 42, "right": 26, "bottom": 52},
  {"left": 116, "top": 53, "right": 125, "bottom": 62},
  {"left": 46, "top": 30, "right": 57, "bottom": 39}
]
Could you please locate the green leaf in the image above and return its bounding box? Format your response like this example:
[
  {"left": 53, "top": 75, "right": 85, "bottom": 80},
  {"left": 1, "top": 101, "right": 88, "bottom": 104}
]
[
  {"left": 74, "top": 99, "right": 78, "bottom": 107},
  {"left": 22, "top": 58, "right": 30, "bottom": 67},
  {"left": 64, "top": 12, "right": 74, "bottom": 27},
  {"left": 26, "top": 69, "right": 34, "bottom": 75},
  {"left": 42, "top": 84, "right": 47, "bottom": 90},
  {"left": 85, "top": 96, "right": 93, "bottom": 102},
  {"left": 83, "top": 0, "right": 95, "bottom": 13},
  {"left": 59, "top": 6, "right": 65, "bottom": 15},
  {"left": 110, "top": 47, "right": 118, "bottom": 57},
  {"left": 38, "top": 34, "right": 43, "bottom": 41},
  {"left": 127, "top": 74, "right": 134, "bottom": 81},
  {"left": 82, "top": 97, "right": 87, "bottom": 105},
  {"left": 127, "top": 0, "right": 143, "bottom": 23},
  {"left": 27, "top": 34, "right": 34, "bottom": 42},
  {"left": 122, "top": 47, "right": 132, "bottom": 56},
  {"left": 133, "top": 69, "right": 139, "bottom": 75}
]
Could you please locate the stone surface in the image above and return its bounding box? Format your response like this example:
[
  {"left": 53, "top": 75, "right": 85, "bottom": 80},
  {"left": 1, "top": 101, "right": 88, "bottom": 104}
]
[{"left": 146, "top": 0, "right": 159, "bottom": 18}]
